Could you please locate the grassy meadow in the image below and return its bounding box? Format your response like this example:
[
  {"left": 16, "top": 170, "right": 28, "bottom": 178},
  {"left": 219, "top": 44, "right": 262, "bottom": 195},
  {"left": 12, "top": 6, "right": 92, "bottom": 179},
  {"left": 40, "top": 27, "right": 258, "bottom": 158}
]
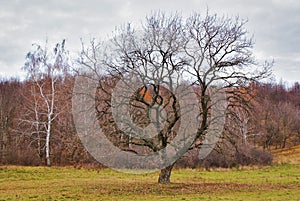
[{"left": 0, "top": 162, "right": 299, "bottom": 200}]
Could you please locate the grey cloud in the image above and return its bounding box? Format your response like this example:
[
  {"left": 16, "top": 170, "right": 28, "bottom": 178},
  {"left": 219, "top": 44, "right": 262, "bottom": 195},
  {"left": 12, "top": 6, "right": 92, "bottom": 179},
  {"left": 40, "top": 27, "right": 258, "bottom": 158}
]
[{"left": 0, "top": 0, "right": 299, "bottom": 82}]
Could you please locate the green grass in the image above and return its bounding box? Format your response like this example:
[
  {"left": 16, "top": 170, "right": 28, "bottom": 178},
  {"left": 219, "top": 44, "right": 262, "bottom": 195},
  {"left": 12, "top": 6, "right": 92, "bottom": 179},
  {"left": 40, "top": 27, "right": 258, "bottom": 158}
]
[{"left": 0, "top": 164, "right": 299, "bottom": 200}]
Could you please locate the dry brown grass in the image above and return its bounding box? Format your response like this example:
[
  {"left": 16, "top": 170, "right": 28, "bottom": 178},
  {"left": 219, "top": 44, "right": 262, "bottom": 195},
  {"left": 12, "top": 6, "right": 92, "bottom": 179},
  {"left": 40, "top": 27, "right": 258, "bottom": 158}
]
[{"left": 272, "top": 145, "right": 300, "bottom": 165}]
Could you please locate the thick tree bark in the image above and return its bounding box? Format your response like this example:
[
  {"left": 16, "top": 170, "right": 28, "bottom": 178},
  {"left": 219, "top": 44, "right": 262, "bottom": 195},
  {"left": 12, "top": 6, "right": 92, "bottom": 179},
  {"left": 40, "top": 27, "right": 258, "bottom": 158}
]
[{"left": 158, "top": 164, "right": 174, "bottom": 183}]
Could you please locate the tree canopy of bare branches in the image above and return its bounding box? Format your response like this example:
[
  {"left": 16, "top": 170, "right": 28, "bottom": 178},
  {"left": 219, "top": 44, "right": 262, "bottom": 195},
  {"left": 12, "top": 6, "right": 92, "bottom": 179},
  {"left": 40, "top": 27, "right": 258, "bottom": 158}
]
[
  {"left": 22, "top": 40, "right": 71, "bottom": 166},
  {"left": 75, "top": 11, "right": 272, "bottom": 183}
]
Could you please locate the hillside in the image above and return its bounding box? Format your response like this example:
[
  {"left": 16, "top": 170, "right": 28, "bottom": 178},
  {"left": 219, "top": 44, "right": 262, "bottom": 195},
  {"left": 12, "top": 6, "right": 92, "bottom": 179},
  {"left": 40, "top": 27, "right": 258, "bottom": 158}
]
[{"left": 272, "top": 145, "right": 300, "bottom": 165}]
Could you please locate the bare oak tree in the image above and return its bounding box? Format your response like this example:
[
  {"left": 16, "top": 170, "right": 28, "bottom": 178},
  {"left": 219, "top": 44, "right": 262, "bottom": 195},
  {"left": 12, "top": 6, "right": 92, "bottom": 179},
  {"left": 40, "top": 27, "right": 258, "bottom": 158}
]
[{"left": 77, "top": 11, "right": 271, "bottom": 183}]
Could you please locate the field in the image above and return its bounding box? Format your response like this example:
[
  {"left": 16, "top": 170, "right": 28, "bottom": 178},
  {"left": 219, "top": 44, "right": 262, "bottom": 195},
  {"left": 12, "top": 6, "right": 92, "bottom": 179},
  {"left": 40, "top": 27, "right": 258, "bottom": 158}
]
[
  {"left": 0, "top": 146, "right": 300, "bottom": 201},
  {"left": 0, "top": 163, "right": 299, "bottom": 201}
]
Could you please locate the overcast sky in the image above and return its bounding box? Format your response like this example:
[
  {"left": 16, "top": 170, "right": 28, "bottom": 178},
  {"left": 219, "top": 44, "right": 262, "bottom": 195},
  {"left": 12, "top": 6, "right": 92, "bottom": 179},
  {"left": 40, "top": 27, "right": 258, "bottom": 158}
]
[{"left": 0, "top": 0, "right": 299, "bottom": 84}]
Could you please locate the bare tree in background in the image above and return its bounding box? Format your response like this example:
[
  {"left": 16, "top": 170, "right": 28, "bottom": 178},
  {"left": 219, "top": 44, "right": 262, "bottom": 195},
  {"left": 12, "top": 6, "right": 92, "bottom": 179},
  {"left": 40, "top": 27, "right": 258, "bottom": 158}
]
[
  {"left": 22, "top": 40, "right": 71, "bottom": 166},
  {"left": 0, "top": 79, "right": 22, "bottom": 164},
  {"left": 77, "top": 11, "right": 271, "bottom": 183}
]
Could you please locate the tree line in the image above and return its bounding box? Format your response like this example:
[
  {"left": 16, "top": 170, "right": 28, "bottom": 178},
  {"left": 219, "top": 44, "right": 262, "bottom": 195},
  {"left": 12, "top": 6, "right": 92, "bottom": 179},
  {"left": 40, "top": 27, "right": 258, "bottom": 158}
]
[{"left": 1, "top": 76, "right": 300, "bottom": 167}]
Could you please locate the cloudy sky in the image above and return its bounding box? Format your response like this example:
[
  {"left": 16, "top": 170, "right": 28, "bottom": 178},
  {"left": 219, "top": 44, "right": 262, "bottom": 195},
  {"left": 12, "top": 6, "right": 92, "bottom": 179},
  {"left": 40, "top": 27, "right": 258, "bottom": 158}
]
[{"left": 0, "top": 0, "right": 299, "bottom": 84}]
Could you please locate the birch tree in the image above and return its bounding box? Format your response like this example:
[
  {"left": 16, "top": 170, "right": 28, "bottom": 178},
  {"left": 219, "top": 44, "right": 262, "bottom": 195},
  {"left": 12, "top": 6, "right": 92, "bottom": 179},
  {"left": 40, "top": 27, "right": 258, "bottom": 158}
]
[{"left": 22, "top": 39, "right": 70, "bottom": 166}]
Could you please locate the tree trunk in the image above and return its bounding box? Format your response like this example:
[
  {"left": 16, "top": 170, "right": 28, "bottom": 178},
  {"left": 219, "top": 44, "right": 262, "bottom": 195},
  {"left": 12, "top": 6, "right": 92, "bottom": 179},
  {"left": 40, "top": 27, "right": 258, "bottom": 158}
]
[
  {"left": 158, "top": 164, "right": 174, "bottom": 183},
  {"left": 45, "top": 127, "right": 51, "bottom": 167}
]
